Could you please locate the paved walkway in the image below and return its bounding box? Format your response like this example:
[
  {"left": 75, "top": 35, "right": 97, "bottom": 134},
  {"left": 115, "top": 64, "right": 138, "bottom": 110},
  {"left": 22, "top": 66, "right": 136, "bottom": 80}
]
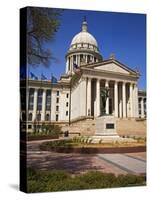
[
  {"left": 97, "top": 154, "right": 146, "bottom": 175},
  {"left": 26, "top": 140, "right": 146, "bottom": 176}
]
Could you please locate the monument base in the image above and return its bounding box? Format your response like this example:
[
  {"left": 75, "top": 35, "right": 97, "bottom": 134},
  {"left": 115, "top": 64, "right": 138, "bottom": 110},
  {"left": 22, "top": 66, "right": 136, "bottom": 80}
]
[
  {"left": 88, "top": 115, "right": 136, "bottom": 143},
  {"left": 95, "top": 115, "right": 117, "bottom": 136}
]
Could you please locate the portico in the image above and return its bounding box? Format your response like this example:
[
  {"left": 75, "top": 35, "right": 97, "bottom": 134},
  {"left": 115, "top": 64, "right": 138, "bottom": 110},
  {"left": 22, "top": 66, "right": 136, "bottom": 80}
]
[{"left": 84, "top": 75, "right": 138, "bottom": 119}]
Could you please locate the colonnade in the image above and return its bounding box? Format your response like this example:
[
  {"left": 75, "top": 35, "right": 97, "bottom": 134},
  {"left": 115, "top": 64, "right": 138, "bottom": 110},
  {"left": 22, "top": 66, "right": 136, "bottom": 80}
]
[
  {"left": 86, "top": 78, "right": 139, "bottom": 118},
  {"left": 66, "top": 53, "right": 98, "bottom": 73}
]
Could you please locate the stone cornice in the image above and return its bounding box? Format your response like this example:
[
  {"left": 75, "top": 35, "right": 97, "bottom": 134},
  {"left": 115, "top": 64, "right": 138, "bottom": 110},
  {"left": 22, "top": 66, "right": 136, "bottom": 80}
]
[
  {"left": 81, "top": 67, "right": 139, "bottom": 82},
  {"left": 80, "top": 59, "right": 139, "bottom": 76},
  {"left": 23, "top": 79, "right": 70, "bottom": 89},
  {"left": 65, "top": 49, "right": 102, "bottom": 60}
]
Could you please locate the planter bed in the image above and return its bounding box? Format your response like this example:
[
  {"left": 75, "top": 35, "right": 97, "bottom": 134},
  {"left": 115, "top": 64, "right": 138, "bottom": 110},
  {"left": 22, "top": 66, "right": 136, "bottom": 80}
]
[
  {"left": 40, "top": 145, "right": 146, "bottom": 154},
  {"left": 27, "top": 135, "right": 59, "bottom": 141}
]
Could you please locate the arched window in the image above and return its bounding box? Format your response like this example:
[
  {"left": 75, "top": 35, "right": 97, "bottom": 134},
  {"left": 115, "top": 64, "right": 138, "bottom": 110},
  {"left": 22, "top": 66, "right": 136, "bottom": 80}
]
[
  {"left": 28, "top": 113, "right": 32, "bottom": 121},
  {"left": 37, "top": 113, "right": 41, "bottom": 121},
  {"left": 45, "top": 114, "right": 50, "bottom": 121}
]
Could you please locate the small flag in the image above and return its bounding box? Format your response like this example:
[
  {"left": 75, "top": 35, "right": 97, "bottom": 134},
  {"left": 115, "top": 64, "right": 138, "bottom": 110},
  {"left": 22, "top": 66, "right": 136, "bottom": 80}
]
[
  {"left": 30, "top": 72, "right": 38, "bottom": 80},
  {"left": 41, "top": 73, "right": 47, "bottom": 80},
  {"left": 51, "top": 75, "right": 57, "bottom": 83}
]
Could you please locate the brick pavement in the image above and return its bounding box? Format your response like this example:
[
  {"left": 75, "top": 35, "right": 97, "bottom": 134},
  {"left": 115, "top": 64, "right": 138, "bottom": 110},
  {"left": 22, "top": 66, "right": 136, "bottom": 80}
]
[{"left": 26, "top": 140, "right": 146, "bottom": 176}]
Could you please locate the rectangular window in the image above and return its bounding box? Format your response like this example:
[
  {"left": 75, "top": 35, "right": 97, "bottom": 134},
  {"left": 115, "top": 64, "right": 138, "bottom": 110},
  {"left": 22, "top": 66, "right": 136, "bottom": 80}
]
[
  {"left": 56, "top": 114, "right": 59, "bottom": 121},
  {"left": 46, "top": 90, "right": 51, "bottom": 111},
  {"left": 57, "top": 91, "right": 59, "bottom": 96},
  {"left": 37, "top": 89, "right": 43, "bottom": 111},
  {"left": 66, "top": 102, "right": 68, "bottom": 107},
  {"left": 28, "top": 125, "right": 32, "bottom": 129},
  {"left": 66, "top": 93, "right": 69, "bottom": 98},
  {"left": 56, "top": 106, "right": 59, "bottom": 111},
  {"left": 56, "top": 98, "right": 59, "bottom": 103},
  {"left": 66, "top": 111, "right": 68, "bottom": 116},
  {"left": 28, "top": 88, "right": 34, "bottom": 111}
]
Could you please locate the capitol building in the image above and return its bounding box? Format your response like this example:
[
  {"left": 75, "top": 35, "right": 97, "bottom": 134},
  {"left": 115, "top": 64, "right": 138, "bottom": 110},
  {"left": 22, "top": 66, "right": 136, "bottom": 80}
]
[{"left": 21, "top": 18, "right": 146, "bottom": 136}]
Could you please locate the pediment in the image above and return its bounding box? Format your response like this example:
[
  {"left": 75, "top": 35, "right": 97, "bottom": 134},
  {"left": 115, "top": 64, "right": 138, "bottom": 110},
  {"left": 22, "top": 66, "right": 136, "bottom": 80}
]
[{"left": 93, "top": 60, "right": 133, "bottom": 75}]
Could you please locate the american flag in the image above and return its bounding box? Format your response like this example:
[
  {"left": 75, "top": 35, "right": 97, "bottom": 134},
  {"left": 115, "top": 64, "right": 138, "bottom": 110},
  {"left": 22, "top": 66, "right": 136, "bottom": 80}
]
[{"left": 73, "top": 63, "right": 80, "bottom": 74}]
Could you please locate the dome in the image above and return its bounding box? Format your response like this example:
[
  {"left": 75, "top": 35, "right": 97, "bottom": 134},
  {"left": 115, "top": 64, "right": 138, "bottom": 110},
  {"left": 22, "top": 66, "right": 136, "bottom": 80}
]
[
  {"left": 70, "top": 18, "right": 98, "bottom": 49},
  {"left": 71, "top": 31, "right": 98, "bottom": 47}
]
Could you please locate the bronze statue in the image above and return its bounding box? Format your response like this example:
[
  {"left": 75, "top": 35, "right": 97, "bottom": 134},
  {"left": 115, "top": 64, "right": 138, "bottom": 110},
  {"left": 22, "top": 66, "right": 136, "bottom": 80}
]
[{"left": 100, "top": 87, "right": 109, "bottom": 115}]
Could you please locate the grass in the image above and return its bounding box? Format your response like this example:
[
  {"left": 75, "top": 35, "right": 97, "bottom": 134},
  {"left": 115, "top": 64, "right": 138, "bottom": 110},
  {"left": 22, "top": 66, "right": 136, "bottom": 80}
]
[{"left": 27, "top": 168, "right": 146, "bottom": 193}]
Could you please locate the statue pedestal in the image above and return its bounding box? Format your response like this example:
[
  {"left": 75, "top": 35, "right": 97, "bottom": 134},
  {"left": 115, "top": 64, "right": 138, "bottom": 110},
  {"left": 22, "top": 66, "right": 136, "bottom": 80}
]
[{"left": 95, "top": 115, "right": 118, "bottom": 137}]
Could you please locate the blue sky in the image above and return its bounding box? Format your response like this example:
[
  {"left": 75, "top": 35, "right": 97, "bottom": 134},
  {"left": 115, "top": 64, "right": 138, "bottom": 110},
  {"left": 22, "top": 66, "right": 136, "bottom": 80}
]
[{"left": 31, "top": 9, "right": 146, "bottom": 90}]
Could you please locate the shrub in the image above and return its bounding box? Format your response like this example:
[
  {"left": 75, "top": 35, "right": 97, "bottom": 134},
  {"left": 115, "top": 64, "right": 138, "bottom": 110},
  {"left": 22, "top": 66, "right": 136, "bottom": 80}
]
[
  {"left": 27, "top": 168, "right": 146, "bottom": 193},
  {"left": 28, "top": 124, "right": 62, "bottom": 137}
]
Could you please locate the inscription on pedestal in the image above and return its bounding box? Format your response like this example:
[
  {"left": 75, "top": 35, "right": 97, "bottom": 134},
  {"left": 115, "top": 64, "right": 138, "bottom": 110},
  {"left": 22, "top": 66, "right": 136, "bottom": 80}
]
[
  {"left": 96, "top": 115, "right": 118, "bottom": 136},
  {"left": 106, "top": 123, "right": 114, "bottom": 129}
]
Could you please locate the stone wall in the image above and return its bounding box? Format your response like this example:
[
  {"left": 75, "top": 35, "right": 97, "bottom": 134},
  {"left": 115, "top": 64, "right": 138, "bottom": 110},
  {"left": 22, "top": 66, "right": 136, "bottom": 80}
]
[
  {"left": 116, "top": 119, "right": 146, "bottom": 138},
  {"left": 61, "top": 118, "right": 96, "bottom": 136},
  {"left": 61, "top": 118, "right": 146, "bottom": 138}
]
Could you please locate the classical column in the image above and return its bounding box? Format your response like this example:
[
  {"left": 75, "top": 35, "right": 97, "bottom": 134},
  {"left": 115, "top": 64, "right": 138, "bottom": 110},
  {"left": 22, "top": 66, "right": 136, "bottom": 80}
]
[
  {"left": 41, "top": 89, "right": 46, "bottom": 121},
  {"left": 33, "top": 88, "right": 38, "bottom": 121},
  {"left": 66, "top": 59, "right": 69, "bottom": 74},
  {"left": 133, "top": 83, "right": 139, "bottom": 118},
  {"left": 92, "top": 56, "right": 94, "bottom": 63},
  {"left": 77, "top": 55, "right": 79, "bottom": 66},
  {"left": 122, "top": 82, "right": 127, "bottom": 118},
  {"left": 96, "top": 79, "right": 100, "bottom": 116},
  {"left": 141, "top": 98, "right": 144, "bottom": 118},
  {"left": 85, "top": 55, "right": 88, "bottom": 64},
  {"left": 80, "top": 77, "right": 87, "bottom": 116},
  {"left": 114, "top": 81, "right": 118, "bottom": 117},
  {"left": 129, "top": 83, "right": 133, "bottom": 117},
  {"left": 71, "top": 56, "right": 73, "bottom": 73},
  {"left": 105, "top": 80, "right": 109, "bottom": 115},
  {"left": 87, "top": 77, "right": 91, "bottom": 116},
  {"left": 119, "top": 84, "right": 122, "bottom": 118}
]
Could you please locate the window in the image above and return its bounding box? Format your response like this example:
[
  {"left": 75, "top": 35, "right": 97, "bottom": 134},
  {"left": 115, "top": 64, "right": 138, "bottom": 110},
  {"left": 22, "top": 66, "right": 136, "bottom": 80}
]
[
  {"left": 37, "top": 89, "right": 43, "bottom": 111},
  {"left": 87, "top": 55, "right": 91, "bottom": 63},
  {"left": 28, "top": 125, "right": 32, "bottom": 129},
  {"left": 56, "top": 106, "right": 59, "bottom": 111},
  {"left": 28, "top": 88, "right": 34, "bottom": 111},
  {"left": 66, "top": 93, "right": 69, "bottom": 98},
  {"left": 56, "top": 98, "right": 59, "bottom": 103},
  {"left": 37, "top": 113, "right": 41, "bottom": 121},
  {"left": 66, "top": 111, "right": 68, "bottom": 116},
  {"left": 46, "top": 90, "right": 51, "bottom": 110},
  {"left": 73, "top": 55, "right": 76, "bottom": 63},
  {"left": 28, "top": 113, "right": 32, "bottom": 121},
  {"left": 45, "top": 114, "right": 50, "bottom": 121},
  {"left": 56, "top": 114, "right": 59, "bottom": 121},
  {"left": 66, "top": 102, "right": 68, "bottom": 107},
  {"left": 57, "top": 91, "right": 59, "bottom": 96}
]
